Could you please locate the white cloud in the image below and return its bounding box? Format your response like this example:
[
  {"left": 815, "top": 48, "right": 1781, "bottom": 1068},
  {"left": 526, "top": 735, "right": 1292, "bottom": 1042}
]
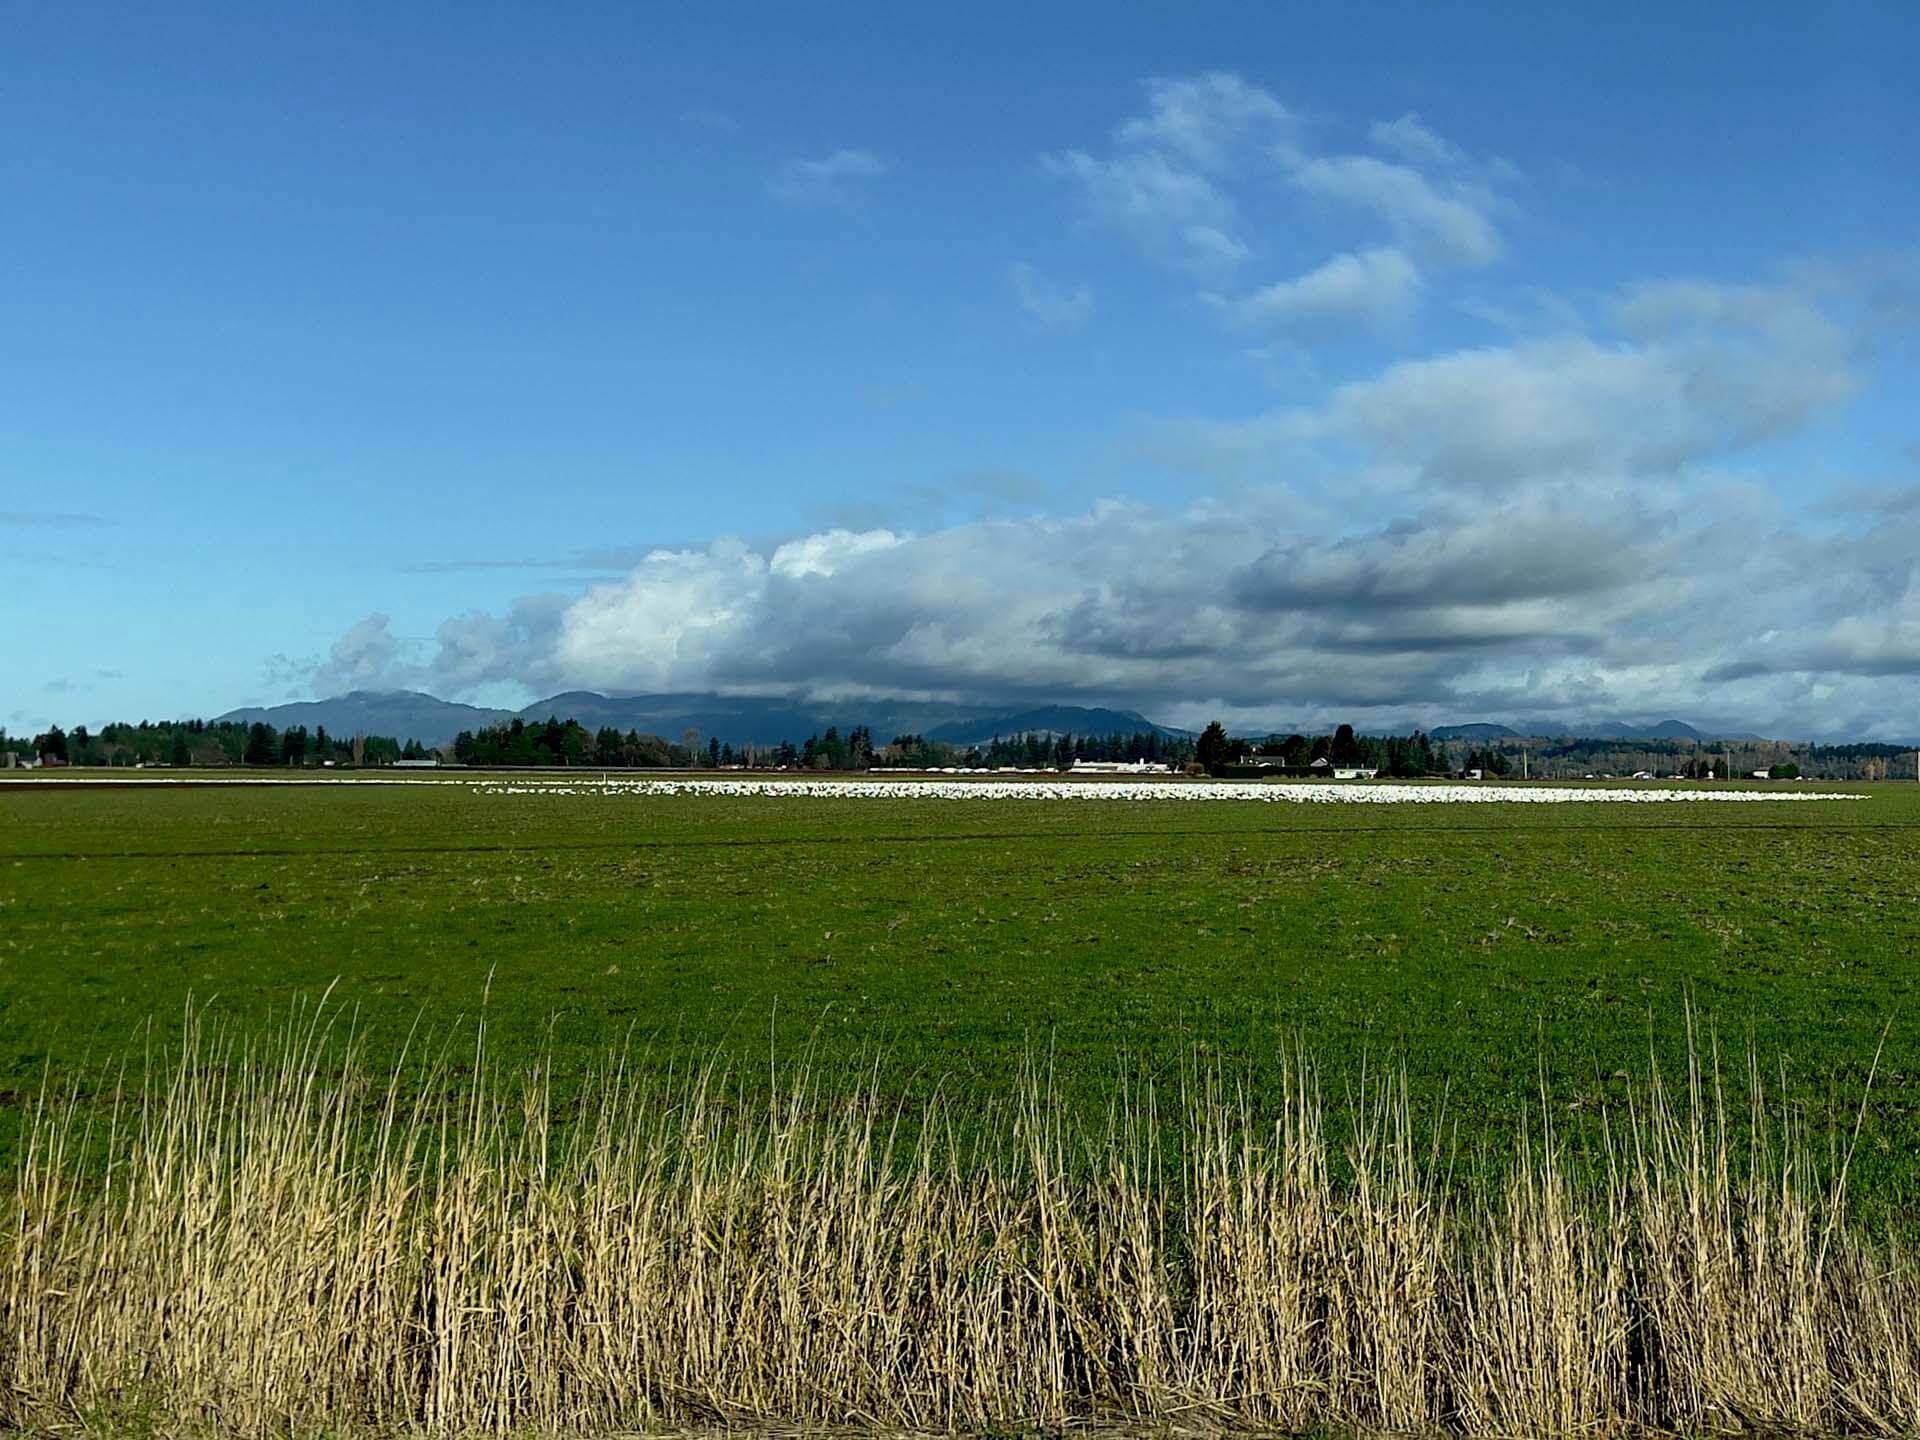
[
  {"left": 1702, "top": 498, "right": 1920, "bottom": 700},
  {"left": 768, "top": 148, "right": 888, "bottom": 203},
  {"left": 769, "top": 527, "right": 905, "bottom": 578},
  {"left": 555, "top": 541, "right": 767, "bottom": 691},
  {"left": 1042, "top": 72, "right": 1292, "bottom": 275},
  {"left": 1042, "top": 148, "right": 1245, "bottom": 274},
  {"left": 428, "top": 595, "right": 571, "bottom": 695},
  {"left": 1181, "top": 225, "right": 1251, "bottom": 272},
  {"left": 1010, "top": 261, "right": 1095, "bottom": 333},
  {"left": 313, "top": 614, "right": 417, "bottom": 695},
  {"left": 1456, "top": 285, "right": 1586, "bottom": 337},
  {"left": 311, "top": 258, "right": 1919, "bottom": 740},
  {"left": 317, "top": 476, "right": 1920, "bottom": 738},
  {"left": 1216, "top": 247, "right": 1421, "bottom": 335},
  {"left": 310, "top": 489, "right": 1721, "bottom": 731},
  {"left": 1369, "top": 112, "right": 1521, "bottom": 182},
  {"left": 1169, "top": 274, "right": 1859, "bottom": 488},
  {"left": 1368, "top": 113, "right": 1466, "bottom": 172},
  {"left": 1117, "top": 72, "right": 1296, "bottom": 172},
  {"left": 1291, "top": 154, "right": 1503, "bottom": 267},
  {"left": 1043, "top": 76, "right": 1522, "bottom": 340}
]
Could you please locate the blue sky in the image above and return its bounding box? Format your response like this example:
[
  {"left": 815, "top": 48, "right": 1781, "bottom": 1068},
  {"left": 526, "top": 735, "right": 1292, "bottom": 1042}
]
[{"left": 6, "top": 3, "right": 1919, "bottom": 738}]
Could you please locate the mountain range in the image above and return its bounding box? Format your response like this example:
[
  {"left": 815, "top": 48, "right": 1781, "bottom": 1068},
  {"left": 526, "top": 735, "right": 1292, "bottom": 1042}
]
[
  {"left": 213, "top": 691, "right": 515, "bottom": 746},
  {"left": 1431, "top": 719, "right": 1765, "bottom": 742},
  {"left": 216, "top": 690, "right": 1192, "bottom": 749},
  {"left": 215, "top": 690, "right": 1783, "bottom": 750}
]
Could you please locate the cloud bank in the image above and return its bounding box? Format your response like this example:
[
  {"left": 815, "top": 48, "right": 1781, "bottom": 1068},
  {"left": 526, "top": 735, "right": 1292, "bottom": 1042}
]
[
  {"left": 316, "top": 259, "right": 1919, "bottom": 739},
  {"left": 305, "top": 75, "right": 1919, "bottom": 742}
]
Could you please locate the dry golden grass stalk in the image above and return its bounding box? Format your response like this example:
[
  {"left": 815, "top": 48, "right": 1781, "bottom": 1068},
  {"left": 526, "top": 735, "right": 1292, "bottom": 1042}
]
[{"left": 3, "top": 1009, "right": 1915, "bottom": 1437}]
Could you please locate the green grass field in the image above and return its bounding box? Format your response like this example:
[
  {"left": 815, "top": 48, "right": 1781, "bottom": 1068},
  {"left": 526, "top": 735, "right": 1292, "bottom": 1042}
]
[{"left": 4, "top": 777, "right": 1919, "bottom": 1211}]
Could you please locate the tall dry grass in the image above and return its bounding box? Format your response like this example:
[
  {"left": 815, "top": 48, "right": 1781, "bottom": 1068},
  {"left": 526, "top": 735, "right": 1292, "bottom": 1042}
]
[{"left": 4, "top": 1011, "right": 1917, "bottom": 1437}]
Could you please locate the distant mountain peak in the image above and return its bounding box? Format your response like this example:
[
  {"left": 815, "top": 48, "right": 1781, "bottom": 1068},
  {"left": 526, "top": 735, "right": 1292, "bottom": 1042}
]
[
  {"left": 924, "top": 704, "right": 1188, "bottom": 747},
  {"left": 216, "top": 692, "right": 516, "bottom": 746},
  {"left": 1436, "top": 717, "right": 1767, "bottom": 742},
  {"left": 217, "top": 690, "right": 1190, "bottom": 750},
  {"left": 1430, "top": 723, "right": 1519, "bottom": 741}
]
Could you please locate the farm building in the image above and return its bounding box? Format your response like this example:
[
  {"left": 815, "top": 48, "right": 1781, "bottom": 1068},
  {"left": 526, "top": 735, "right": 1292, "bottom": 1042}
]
[{"left": 1310, "top": 757, "right": 1379, "bottom": 780}]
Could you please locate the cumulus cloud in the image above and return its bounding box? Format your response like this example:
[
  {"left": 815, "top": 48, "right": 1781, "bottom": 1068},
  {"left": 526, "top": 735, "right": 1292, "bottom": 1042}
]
[
  {"left": 1232, "top": 492, "right": 1659, "bottom": 618},
  {"left": 313, "top": 489, "right": 1906, "bottom": 737},
  {"left": 426, "top": 594, "right": 572, "bottom": 694},
  {"left": 1215, "top": 247, "right": 1421, "bottom": 335},
  {"left": 309, "top": 255, "right": 1920, "bottom": 741},
  {"left": 1042, "top": 72, "right": 1291, "bottom": 274},
  {"left": 1328, "top": 338, "right": 1749, "bottom": 484},
  {"left": 1291, "top": 155, "right": 1504, "bottom": 267},
  {"left": 316, "top": 481, "right": 1851, "bottom": 738},
  {"left": 1336, "top": 290, "right": 1853, "bottom": 483},
  {"left": 1116, "top": 72, "right": 1297, "bottom": 172},
  {"left": 1042, "top": 148, "right": 1247, "bottom": 274},
  {"left": 1045, "top": 76, "right": 1516, "bottom": 335},
  {"left": 768, "top": 148, "right": 888, "bottom": 203},
  {"left": 312, "top": 613, "right": 418, "bottom": 695},
  {"left": 1009, "top": 261, "right": 1095, "bottom": 333},
  {"left": 1164, "top": 273, "right": 1860, "bottom": 489}
]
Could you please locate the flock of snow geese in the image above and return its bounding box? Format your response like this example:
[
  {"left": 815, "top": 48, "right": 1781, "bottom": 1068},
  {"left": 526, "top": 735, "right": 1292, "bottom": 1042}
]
[{"left": 474, "top": 776, "right": 1864, "bottom": 805}]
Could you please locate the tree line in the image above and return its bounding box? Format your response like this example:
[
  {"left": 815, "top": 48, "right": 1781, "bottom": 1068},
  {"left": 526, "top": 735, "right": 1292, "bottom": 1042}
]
[
  {"left": 1191, "top": 722, "right": 1442, "bottom": 777},
  {"left": 6, "top": 719, "right": 425, "bottom": 768},
  {"left": 447, "top": 719, "right": 1198, "bottom": 771},
  {"left": 13, "top": 711, "right": 1918, "bottom": 781},
  {"left": 1187, "top": 724, "right": 1920, "bottom": 780},
  {"left": 1527, "top": 736, "right": 1913, "bottom": 781}
]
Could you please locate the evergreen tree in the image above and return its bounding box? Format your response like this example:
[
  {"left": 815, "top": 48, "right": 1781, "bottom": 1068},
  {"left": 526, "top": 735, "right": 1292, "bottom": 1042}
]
[
  {"left": 1195, "top": 721, "right": 1231, "bottom": 775},
  {"left": 243, "top": 722, "right": 278, "bottom": 766},
  {"left": 1331, "top": 724, "right": 1360, "bottom": 764}
]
